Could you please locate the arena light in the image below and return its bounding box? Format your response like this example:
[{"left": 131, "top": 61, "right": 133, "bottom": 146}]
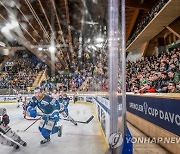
[
  {"left": 85, "top": 10, "right": 88, "bottom": 15},
  {"left": 92, "top": 0, "right": 98, "bottom": 4},
  {"left": 87, "top": 38, "right": 91, "bottom": 43},
  {"left": 88, "top": 45, "right": 97, "bottom": 51},
  {"left": 49, "top": 46, "right": 56, "bottom": 53},
  {"left": 1, "top": 26, "right": 9, "bottom": 33},
  {"left": 38, "top": 47, "right": 43, "bottom": 51},
  {"left": 96, "top": 43, "right": 103, "bottom": 48},
  {"left": 1, "top": 26, "right": 14, "bottom": 42},
  {"left": 1, "top": 23, "right": 14, "bottom": 33},
  {"left": 5, "top": 23, "right": 14, "bottom": 30},
  {"left": 11, "top": 20, "right": 19, "bottom": 29},
  {"left": 91, "top": 46, "right": 96, "bottom": 50},
  {"left": 96, "top": 37, "right": 104, "bottom": 43},
  {"left": 0, "top": 41, "right": 6, "bottom": 47}
]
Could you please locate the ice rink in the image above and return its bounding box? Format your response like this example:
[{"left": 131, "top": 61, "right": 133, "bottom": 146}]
[{"left": 0, "top": 102, "right": 106, "bottom": 154}]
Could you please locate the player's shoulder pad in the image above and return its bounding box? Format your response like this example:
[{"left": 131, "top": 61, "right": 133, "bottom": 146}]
[
  {"left": 64, "top": 97, "right": 70, "bottom": 101},
  {"left": 43, "top": 95, "right": 58, "bottom": 105},
  {"left": 43, "top": 95, "right": 54, "bottom": 101}
]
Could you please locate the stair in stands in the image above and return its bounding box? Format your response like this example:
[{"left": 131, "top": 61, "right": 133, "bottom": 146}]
[{"left": 32, "top": 69, "right": 47, "bottom": 88}]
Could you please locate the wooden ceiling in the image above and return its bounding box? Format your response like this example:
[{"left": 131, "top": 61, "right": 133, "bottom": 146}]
[
  {"left": 126, "top": 0, "right": 180, "bottom": 52},
  {"left": 0, "top": 0, "right": 158, "bottom": 71}
]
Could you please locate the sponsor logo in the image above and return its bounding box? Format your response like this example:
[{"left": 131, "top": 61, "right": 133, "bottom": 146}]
[
  {"left": 129, "top": 102, "right": 180, "bottom": 126},
  {"left": 108, "top": 132, "right": 123, "bottom": 148},
  {"left": 41, "top": 100, "right": 49, "bottom": 105},
  {"left": 143, "top": 102, "right": 148, "bottom": 115}
]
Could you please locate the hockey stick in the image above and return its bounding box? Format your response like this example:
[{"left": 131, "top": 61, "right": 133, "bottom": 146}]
[
  {"left": 17, "top": 118, "right": 40, "bottom": 132},
  {"left": 16, "top": 111, "right": 58, "bottom": 132},
  {"left": 61, "top": 115, "right": 94, "bottom": 124}
]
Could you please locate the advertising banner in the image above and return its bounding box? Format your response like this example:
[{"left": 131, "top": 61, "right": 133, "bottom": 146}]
[{"left": 127, "top": 95, "right": 180, "bottom": 136}]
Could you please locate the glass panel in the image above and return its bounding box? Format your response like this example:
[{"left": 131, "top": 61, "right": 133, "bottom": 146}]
[{"left": 0, "top": 0, "right": 125, "bottom": 153}]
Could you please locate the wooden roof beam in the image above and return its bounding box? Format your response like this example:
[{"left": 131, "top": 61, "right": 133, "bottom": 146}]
[
  {"left": 38, "top": 0, "right": 55, "bottom": 38},
  {"left": 23, "top": 0, "right": 50, "bottom": 40},
  {"left": 64, "top": 0, "right": 75, "bottom": 62},
  {"left": 166, "top": 26, "right": 180, "bottom": 38},
  {"left": 38, "top": 0, "right": 67, "bottom": 70},
  {"left": 0, "top": 5, "right": 38, "bottom": 44},
  {"left": 50, "top": 0, "right": 66, "bottom": 44},
  {"left": 14, "top": 2, "right": 44, "bottom": 42}
]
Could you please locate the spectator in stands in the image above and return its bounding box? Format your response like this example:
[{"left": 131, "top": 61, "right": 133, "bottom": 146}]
[
  {"left": 139, "top": 82, "right": 156, "bottom": 93},
  {"left": 176, "top": 81, "right": 180, "bottom": 91},
  {"left": 125, "top": 47, "right": 180, "bottom": 93},
  {"left": 167, "top": 82, "right": 180, "bottom": 93},
  {"left": 167, "top": 70, "right": 180, "bottom": 84},
  {"left": 173, "top": 55, "right": 179, "bottom": 67},
  {"left": 156, "top": 72, "right": 169, "bottom": 93},
  {"left": 133, "top": 85, "right": 140, "bottom": 94},
  {"left": 152, "top": 73, "right": 159, "bottom": 89},
  {"left": 0, "top": 53, "right": 44, "bottom": 91},
  {"left": 168, "top": 63, "right": 179, "bottom": 73}
]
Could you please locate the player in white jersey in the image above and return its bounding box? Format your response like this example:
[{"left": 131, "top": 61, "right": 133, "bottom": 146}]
[
  {"left": 16, "top": 93, "right": 23, "bottom": 108},
  {"left": 0, "top": 108, "right": 27, "bottom": 149},
  {"left": 51, "top": 89, "right": 60, "bottom": 100}
]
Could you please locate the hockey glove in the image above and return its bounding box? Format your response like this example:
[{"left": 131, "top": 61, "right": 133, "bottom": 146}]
[
  {"left": 41, "top": 115, "right": 50, "bottom": 121},
  {"left": 2, "top": 114, "right": 10, "bottom": 125},
  {"left": 29, "top": 108, "right": 37, "bottom": 118}
]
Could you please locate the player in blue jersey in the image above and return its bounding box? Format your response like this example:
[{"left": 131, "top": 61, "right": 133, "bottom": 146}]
[
  {"left": 59, "top": 94, "right": 77, "bottom": 126},
  {"left": 26, "top": 87, "right": 63, "bottom": 144}
]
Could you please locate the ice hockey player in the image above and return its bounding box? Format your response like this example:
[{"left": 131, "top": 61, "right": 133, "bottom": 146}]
[
  {"left": 59, "top": 94, "right": 77, "bottom": 126},
  {"left": 73, "top": 92, "right": 78, "bottom": 104},
  {"left": 16, "top": 92, "right": 23, "bottom": 108},
  {"left": 58, "top": 91, "right": 63, "bottom": 102},
  {"left": 0, "top": 108, "right": 27, "bottom": 149},
  {"left": 51, "top": 89, "right": 60, "bottom": 100},
  {"left": 26, "top": 87, "right": 63, "bottom": 144}
]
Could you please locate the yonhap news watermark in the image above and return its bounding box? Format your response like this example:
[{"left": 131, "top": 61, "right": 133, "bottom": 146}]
[
  {"left": 126, "top": 136, "right": 180, "bottom": 144},
  {"left": 109, "top": 132, "right": 179, "bottom": 149}
]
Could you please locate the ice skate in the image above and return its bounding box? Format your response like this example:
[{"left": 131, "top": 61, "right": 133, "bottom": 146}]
[
  {"left": 40, "top": 138, "right": 50, "bottom": 144},
  {"left": 11, "top": 141, "right": 20, "bottom": 149},
  {"left": 58, "top": 125, "right": 63, "bottom": 137}
]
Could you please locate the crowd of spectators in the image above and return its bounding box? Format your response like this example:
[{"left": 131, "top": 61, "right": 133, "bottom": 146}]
[
  {"left": 75, "top": 46, "right": 180, "bottom": 94},
  {"left": 1, "top": 44, "right": 179, "bottom": 94},
  {"left": 126, "top": 47, "right": 180, "bottom": 93},
  {"left": 0, "top": 53, "right": 45, "bottom": 91},
  {"left": 126, "top": 0, "right": 169, "bottom": 47},
  {"left": 40, "top": 50, "right": 109, "bottom": 92},
  {"left": 72, "top": 52, "right": 109, "bottom": 92},
  {"left": 86, "top": 55, "right": 108, "bottom": 92},
  {"left": 41, "top": 70, "right": 87, "bottom": 92}
]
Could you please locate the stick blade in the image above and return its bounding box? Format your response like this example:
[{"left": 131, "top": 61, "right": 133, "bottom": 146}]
[
  {"left": 62, "top": 115, "right": 94, "bottom": 124},
  {"left": 86, "top": 115, "right": 94, "bottom": 123}
]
